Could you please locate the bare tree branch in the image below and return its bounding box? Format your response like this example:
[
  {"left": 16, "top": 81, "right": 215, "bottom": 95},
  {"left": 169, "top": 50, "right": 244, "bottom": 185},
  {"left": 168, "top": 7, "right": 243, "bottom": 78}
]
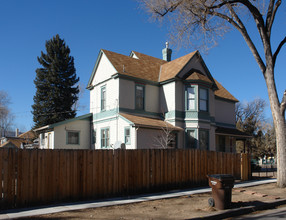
[
  {"left": 209, "top": 4, "right": 266, "bottom": 73},
  {"left": 273, "top": 36, "right": 286, "bottom": 67},
  {"left": 266, "top": 0, "right": 282, "bottom": 38}
]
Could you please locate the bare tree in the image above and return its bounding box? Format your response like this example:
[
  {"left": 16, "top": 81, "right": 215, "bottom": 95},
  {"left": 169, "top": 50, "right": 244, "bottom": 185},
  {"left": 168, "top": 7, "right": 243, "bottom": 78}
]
[
  {"left": 0, "top": 91, "right": 14, "bottom": 137},
  {"left": 154, "top": 123, "right": 176, "bottom": 149},
  {"left": 141, "top": 0, "right": 286, "bottom": 187}
]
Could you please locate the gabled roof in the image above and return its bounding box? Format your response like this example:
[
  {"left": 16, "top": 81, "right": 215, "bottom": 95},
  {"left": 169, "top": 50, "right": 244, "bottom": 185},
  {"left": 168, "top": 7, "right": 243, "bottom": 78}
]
[
  {"left": 18, "top": 130, "right": 37, "bottom": 140},
  {"left": 159, "top": 51, "right": 197, "bottom": 82},
  {"left": 120, "top": 113, "right": 183, "bottom": 131},
  {"left": 34, "top": 113, "right": 92, "bottom": 132},
  {"left": 0, "top": 138, "right": 23, "bottom": 148},
  {"left": 88, "top": 49, "right": 238, "bottom": 102}
]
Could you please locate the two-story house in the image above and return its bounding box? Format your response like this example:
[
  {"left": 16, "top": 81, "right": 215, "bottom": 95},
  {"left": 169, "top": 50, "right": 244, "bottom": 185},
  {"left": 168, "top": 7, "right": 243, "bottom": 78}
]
[{"left": 36, "top": 44, "right": 248, "bottom": 151}]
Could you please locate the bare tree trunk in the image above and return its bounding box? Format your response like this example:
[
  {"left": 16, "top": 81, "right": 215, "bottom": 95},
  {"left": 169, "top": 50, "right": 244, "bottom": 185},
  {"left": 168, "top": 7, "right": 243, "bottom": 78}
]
[{"left": 264, "top": 67, "right": 286, "bottom": 187}]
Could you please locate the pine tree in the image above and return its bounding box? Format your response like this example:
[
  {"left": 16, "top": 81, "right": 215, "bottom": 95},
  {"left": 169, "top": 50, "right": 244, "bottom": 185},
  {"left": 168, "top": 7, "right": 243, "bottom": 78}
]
[{"left": 32, "top": 34, "right": 79, "bottom": 128}]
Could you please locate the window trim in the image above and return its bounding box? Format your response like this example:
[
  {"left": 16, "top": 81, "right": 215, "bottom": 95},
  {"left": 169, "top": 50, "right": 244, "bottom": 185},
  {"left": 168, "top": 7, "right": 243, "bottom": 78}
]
[
  {"left": 199, "top": 87, "right": 209, "bottom": 112},
  {"left": 135, "top": 84, "right": 145, "bottom": 110},
  {"left": 66, "top": 130, "right": 80, "bottom": 145},
  {"left": 185, "top": 86, "right": 196, "bottom": 111},
  {"left": 100, "top": 127, "right": 110, "bottom": 148},
  {"left": 124, "top": 127, "right": 131, "bottom": 145},
  {"left": 101, "top": 86, "right": 106, "bottom": 111}
]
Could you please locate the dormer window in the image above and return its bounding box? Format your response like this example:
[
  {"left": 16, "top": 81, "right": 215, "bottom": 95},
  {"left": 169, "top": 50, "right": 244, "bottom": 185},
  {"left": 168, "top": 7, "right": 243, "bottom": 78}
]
[{"left": 199, "top": 88, "right": 208, "bottom": 112}]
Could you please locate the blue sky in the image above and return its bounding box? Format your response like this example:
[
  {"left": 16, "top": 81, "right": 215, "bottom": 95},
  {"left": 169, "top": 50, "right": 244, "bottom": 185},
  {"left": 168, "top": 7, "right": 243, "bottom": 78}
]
[{"left": 0, "top": 0, "right": 285, "bottom": 131}]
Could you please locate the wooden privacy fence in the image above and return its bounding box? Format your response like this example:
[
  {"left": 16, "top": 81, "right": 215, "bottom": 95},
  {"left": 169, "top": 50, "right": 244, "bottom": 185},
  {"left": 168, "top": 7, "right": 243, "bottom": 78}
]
[{"left": 0, "top": 148, "right": 250, "bottom": 210}]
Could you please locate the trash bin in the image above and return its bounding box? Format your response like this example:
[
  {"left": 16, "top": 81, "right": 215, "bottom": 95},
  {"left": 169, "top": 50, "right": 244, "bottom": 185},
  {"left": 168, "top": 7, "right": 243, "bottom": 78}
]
[{"left": 207, "top": 174, "right": 234, "bottom": 210}]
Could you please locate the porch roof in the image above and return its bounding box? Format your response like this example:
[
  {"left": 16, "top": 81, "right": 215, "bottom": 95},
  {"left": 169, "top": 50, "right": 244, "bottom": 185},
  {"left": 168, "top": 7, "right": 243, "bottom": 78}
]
[
  {"left": 215, "top": 126, "right": 252, "bottom": 139},
  {"left": 119, "top": 113, "right": 183, "bottom": 131}
]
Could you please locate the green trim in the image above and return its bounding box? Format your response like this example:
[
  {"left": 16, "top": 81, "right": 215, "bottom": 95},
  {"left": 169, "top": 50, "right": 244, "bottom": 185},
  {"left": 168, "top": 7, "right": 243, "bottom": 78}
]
[
  {"left": 119, "top": 107, "right": 160, "bottom": 117},
  {"left": 93, "top": 109, "right": 117, "bottom": 120},
  {"left": 114, "top": 73, "right": 160, "bottom": 86},
  {"left": 47, "top": 113, "right": 92, "bottom": 129},
  {"left": 66, "top": 130, "right": 80, "bottom": 145},
  {"left": 93, "top": 117, "right": 117, "bottom": 124},
  {"left": 92, "top": 77, "right": 113, "bottom": 88},
  {"left": 124, "top": 126, "right": 131, "bottom": 145},
  {"left": 100, "top": 127, "right": 110, "bottom": 149},
  {"left": 159, "top": 78, "right": 177, "bottom": 85}
]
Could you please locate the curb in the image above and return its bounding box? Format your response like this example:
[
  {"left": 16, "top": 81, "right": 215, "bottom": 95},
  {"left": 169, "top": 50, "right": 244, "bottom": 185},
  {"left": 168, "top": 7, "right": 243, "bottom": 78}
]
[{"left": 190, "top": 199, "right": 286, "bottom": 219}]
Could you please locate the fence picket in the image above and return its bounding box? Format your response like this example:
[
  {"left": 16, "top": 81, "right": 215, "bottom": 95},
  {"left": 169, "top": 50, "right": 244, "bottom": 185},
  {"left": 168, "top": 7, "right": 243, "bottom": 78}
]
[{"left": 0, "top": 148, "right": 250, "bottom": 210}]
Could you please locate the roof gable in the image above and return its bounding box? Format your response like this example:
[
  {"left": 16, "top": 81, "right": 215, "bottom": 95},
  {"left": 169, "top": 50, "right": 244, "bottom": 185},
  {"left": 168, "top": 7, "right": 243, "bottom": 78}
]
[
  {"left": 159, "top": 51, "right": 197, "bottom": 82},
  {"left": 87, "top": 49, "right": 238, "bottom": 102},
  {"left": 185, "top": 72, "right": 213, "bottom": 84}
]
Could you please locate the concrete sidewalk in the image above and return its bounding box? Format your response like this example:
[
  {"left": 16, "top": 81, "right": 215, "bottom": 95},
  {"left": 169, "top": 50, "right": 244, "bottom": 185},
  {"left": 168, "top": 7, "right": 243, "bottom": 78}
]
[{"left": 0, "top": 178, "right": 277, "bottom": 219}]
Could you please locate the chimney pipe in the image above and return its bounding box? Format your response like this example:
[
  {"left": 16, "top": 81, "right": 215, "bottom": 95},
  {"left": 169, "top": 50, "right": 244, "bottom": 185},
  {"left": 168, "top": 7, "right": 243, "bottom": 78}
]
[
  {"left": 16, "top": 128, "right": 19, "bottom": 137},
  {"left": 162, "top": 41, "right": 172, "bottom": 62}
]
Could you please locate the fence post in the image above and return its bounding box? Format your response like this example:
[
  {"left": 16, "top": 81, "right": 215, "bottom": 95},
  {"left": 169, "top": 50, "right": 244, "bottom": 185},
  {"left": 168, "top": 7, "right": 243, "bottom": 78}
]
[{"left": 241, "top": 153, "right": 250, "bottom": 181}]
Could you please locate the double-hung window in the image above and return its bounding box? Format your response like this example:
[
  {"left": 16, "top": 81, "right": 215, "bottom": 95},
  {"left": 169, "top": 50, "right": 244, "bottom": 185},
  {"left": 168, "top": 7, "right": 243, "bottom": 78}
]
[
  {"left": 199, "top": 88, "right": 208, "bottom": 111},
  {"left": 186, "top": 87, "right": 195, "bottom": 110},
  {"left": 67, "top": 131, "right": 80, "bottom": 145},
  {"left": 135, "top": 85, "right": 144, "bottom": 110},
  {"left": 125, "top": 127, "right": 131, "bottom": 145},
  {"left": 101, "top": 128, "right": 110, "bottom": 148},
  {"left": 101, "top": 86, "right": 106, "bottom": 111}
]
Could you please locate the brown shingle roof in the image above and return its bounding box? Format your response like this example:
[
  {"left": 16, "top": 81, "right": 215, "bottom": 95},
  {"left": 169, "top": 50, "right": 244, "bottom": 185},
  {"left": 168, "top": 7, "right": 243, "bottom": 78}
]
[
  {"left": 0, "top": 137, "right": 32, "bottom": 148},
  {"left": 18, "top": 130, "right": 37, "bottom": 139},
  {"left": 103, "top": 49, "right": 166, "bottom": 82},
  {"left": 185, "top": 72, "right": 213, "bottom": 84},
  {"left": 120, "top": 113, "right": 183, "bottom": 131},
  {"left": 102, "top": 49, "right": 237, "bottom": 102},
  {"left": 214, "top": 79, "right": 239, "bottom": 102},
  {"left": 159, "top": 51, "right": 197, "bottom": 82}
]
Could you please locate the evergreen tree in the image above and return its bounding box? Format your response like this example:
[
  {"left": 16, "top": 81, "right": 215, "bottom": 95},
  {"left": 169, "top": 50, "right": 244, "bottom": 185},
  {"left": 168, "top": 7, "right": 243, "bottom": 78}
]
[{"left": 32, "top": 34, "right": 79, "bottom": 128}]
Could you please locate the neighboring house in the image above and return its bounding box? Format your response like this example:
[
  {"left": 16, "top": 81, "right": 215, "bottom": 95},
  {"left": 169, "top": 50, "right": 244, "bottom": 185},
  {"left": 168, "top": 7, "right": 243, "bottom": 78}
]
[
  {"left": 35, "top": 113, "right": 92, "bottom": 149},
  {"left": 0, "top": 130, "right": 38, "bottom": 148},
  {"left": 36, "top": 44, "right": 249, "bottom": 151}
]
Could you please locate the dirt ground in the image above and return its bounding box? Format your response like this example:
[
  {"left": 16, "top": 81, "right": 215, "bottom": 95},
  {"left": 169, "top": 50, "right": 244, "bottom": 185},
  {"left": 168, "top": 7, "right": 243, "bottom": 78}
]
[{"left": 21, "top": 181, "right": 285, "bottom": 220}]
